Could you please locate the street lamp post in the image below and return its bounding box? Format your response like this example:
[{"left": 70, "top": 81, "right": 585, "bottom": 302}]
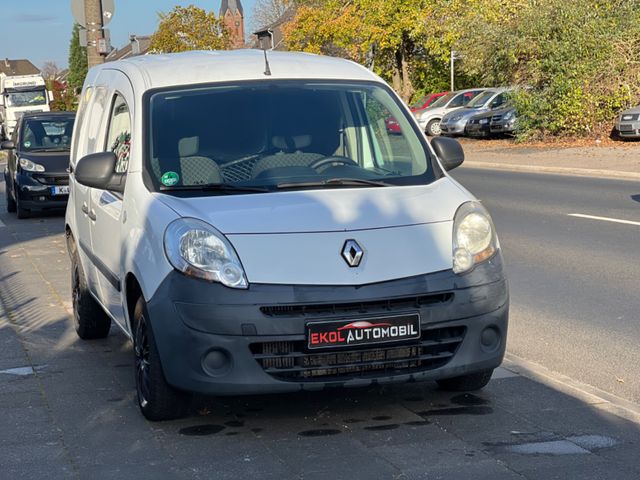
[{"left": 450, "top": 49, "right": 460, "bottom": 92}]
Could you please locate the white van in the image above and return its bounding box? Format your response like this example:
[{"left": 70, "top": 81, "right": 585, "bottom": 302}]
[{"left": 66, "top": 51, "right": 508, "bottom": 421}]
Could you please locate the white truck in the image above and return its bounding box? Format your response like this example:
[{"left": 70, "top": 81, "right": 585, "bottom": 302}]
[{"left": 0, "top": 59, "right": 51, "bottom": 139}]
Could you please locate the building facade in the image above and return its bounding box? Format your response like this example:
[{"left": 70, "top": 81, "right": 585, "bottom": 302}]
[{"left": 220, "top": 0, "right": 245, "bottom": 49}]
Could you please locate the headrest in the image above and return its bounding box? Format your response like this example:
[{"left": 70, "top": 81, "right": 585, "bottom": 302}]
[
  {"left": 272, "top": 135, "right": 311, "bottom": 151},
  {"left": 178, "top": 136, "right": 199, "bottom": 157}
]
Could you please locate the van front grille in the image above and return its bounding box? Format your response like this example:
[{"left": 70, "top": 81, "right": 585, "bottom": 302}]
[
  {"left": 260, "top": 293, "right": 453, "bottom": 318},
  {"left": 250, "top": 326, "right": 466, "bottom": 382}
]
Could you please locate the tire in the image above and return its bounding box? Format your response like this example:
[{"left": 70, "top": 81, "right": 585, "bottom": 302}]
[
  {"left": 70, "top": 245, "right": 111, "bottom": 339},
  {"left": 5, "top": 181, "right": 16, "bottom": 213},
  {"left": 15, "top": 190, "right": 29, "bottom": 219},
  {"left": 133, "top": 296, "right": 191, "bottom": 421},
  {"left": 436, "top": 369, "right": 493, "bottom": 392},
  {"left": 426, "top": 119, "right": 441, "bottom": 136}
]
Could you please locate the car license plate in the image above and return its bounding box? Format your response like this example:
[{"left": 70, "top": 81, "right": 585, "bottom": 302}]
[
  {"left": 619, "top": 124, "right": 634, "bottom": 132},
  {"left": 307, "top": 314, "right": 420, "bottom": 350},
  {"left": 51, "top": 186, "right": 70, "bottom": 195}
]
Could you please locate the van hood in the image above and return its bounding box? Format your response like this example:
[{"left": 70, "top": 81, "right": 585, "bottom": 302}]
[
  {"left": 157, "top": 178, "right": 473, "bottom": 284},
  {"left": 156, "top": 177, "right": 470, "bottom": 235}
]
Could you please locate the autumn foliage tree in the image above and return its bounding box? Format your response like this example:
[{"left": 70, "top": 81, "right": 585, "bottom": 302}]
[
  {"left": 284, "top": 0, "right": 640, "bottom": 139},
  {"left": 150, "top": 5, "right": 231, "bottom": 53}
]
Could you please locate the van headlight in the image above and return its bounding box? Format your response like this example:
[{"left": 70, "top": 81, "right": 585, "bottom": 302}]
[
  {"left": 19, "top": 158, "right": 45, "bottom": 172},
  {"left": 452, "top": 202, "right": 498, "bottom": 274},
  {"left": 164, "top": 218, "right": 248, "bottom": 288}
]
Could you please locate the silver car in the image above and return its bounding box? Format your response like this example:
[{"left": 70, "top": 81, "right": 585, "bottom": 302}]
[
  {"left": 440, "top": 88, "right": 511, "bottom": 137},
  {"left": 615, "top": 106, "right": 640, "bottom": 139},
  {"left": 414, "top": 89, "right": 485, "bottom": 136}
]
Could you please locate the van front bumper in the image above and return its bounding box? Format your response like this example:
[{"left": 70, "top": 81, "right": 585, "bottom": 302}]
[{"left": 146, "top": 255, "right": 509, "bottom": 396}]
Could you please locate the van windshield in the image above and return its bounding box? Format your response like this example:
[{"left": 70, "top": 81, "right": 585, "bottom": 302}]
[{"left": 146, "top": 81, "right": 435, "bottom": 193}]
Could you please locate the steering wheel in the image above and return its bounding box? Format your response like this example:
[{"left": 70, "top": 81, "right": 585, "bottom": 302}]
[{"left": 310, "top": 156, "right": 359, "bottom": 170}]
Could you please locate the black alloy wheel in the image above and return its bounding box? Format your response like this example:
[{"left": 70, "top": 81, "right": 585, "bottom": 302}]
[
  {"left": 132, "top": 297, "right": 190, "bottom": 421},
  {"left": 134, "top": 314, "right": 152, "bottom": 409}
]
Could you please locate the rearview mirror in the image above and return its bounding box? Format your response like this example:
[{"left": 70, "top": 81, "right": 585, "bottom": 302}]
[
  {"left": 74, "top": 152, "right": 125, "bottom": 193},
  {"left": 1, "top": 140, "right": 15, "bottom": 150},
  {"left": 430, "top": 136, "right": 464, "bottom": 172}
]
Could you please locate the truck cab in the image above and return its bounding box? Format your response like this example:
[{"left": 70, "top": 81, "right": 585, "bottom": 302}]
[{"left": 0, "top": 60, "right": 51, "bottom": 139}]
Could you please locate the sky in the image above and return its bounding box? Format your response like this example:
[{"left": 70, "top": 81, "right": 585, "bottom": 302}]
[{"left": 0, "top": 0, "right": 257, "bottom": 69}]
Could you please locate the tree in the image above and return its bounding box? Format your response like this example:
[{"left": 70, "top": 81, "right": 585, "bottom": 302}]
[
  {"left": 41, "top": 61, "right": 61, "bottom": 82},
  {"left": 457, "top": 0, "right": 640, "bottom": 138},
  {"left": 149, "top": 5, "right": 230, "bottom": 53},
  {"left": 68, "top": 23, "right": 88, "bottom": 91},
  {"left": 283, "top": 0, "right": 503, "bottom": 101},
  {"left": 250, "top": 0, "right": 292, "bottom": 32}
]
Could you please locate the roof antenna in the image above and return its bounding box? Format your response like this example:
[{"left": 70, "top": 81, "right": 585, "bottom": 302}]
[{"left": 262, "top": 48, "right": 272, "bottom": 76}]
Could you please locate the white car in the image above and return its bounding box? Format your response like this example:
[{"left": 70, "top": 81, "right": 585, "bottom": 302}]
[
  {"left": 414, "top": 89, "right": 486, "bottom": 136},
  {"left": 66, "top": 50, "right": 508, "bottom": 421}
]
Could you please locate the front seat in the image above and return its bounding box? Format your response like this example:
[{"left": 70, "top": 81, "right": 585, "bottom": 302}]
[{"left": 154, "top": 136, "right": 222, "bottom": 185}]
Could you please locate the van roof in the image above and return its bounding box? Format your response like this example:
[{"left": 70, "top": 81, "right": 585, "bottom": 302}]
[{"left": 96, "top": 50, "right": 381, "bottom": 90}]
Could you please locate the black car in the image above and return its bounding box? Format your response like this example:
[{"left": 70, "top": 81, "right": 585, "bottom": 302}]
[
  {"left": 2, "top": 112, "right": 75, "bottom": 218},
  {"left": 489, "top": 106, "right": 517, "bottom": 136},
  {"left": 464, "top": 110, "right": 494, "bottom": 138}
]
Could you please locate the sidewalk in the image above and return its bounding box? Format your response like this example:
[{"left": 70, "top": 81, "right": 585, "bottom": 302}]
[{"left": 460, "top": 139, "right": 640, "bottom": 180}]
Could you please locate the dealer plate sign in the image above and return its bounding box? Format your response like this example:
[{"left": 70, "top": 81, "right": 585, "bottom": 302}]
[{"left": 307, "top": 314, "right": 420, "bottom": 350}]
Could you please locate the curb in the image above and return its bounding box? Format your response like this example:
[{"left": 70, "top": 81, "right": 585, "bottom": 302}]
[
  {"left": 503, "top": 353, "right": 640, "bottom": 425},
  {"left": 463, "top": 161, "right": 640, "bottom": 181}
]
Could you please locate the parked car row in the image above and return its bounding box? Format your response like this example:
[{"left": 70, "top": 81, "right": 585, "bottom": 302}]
[
  {"left": 614, "top": 106, "right": 640, "bottom": 139},
  {"left": 412, "top": 87, "right": 518, "bottom": 138}
]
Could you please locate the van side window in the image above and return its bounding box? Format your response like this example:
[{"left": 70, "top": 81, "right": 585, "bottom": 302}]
[
  {"left": 70, "top": 87, "right": 93, "bottom": 163},
  {"left": 106, "top": 94, "right": 132, "bottom": 174}
]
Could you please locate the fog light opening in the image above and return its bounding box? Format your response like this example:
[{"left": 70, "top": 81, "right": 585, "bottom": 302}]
[
  {"left": 202, "top": 349, "right": 232, "bottom": 377},
  {"left": 480, "top": 326, "right": 501, "bottom": 352}
]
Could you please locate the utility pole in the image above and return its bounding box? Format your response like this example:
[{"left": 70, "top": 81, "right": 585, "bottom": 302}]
[{"left": 84, "top": 0, "right": 104, "bottom": 68}]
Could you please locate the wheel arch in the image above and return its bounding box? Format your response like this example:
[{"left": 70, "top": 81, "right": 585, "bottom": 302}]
[{"left": 124, "top": 272, "right": 144, "bottom": 332}]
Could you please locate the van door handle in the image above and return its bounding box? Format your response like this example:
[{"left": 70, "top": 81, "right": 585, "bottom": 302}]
[{"left": 81, "top": 203, "right": 97, "bottom": 221}]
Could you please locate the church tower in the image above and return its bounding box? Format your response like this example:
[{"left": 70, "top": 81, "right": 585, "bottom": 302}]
[{"left": 220, "top": 0, "right": 245, "bottom": 49}]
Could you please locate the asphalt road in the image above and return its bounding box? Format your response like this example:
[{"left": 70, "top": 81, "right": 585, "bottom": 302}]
[
  {"left": 2, "top": 160, "right": 640, "bottom": 479},
  {"left": 453, "top": 166, "right": 640, "bottom": 403}
]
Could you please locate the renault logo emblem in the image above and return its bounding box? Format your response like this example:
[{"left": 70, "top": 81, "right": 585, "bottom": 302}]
[{"left": 342, "top": 239, "right": 364, "bottom": 267}]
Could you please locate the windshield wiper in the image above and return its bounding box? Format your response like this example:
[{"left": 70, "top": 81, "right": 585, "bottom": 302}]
[
  {"left": 160, "top": 183, "right": 269, "bottom": 193},
  {"left": 277, "top": 178, "right": 390, "bottom": 189},
  {"left": 30, "top": 148, "right": 70, "bottom": 153}
]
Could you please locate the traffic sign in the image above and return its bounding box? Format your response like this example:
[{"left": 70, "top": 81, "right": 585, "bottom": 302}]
[{"left": 71, "top": 0, "right": 115, "bottom": 28}]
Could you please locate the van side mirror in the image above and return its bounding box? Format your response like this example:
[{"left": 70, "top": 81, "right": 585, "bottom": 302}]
[
  {"left": 1, "top": 140, "right": 15, "bottom": 150},
  {"left": 430, "top": 136, "right": 464, "bottom": 172},
  {"left": 74, "top": 152, "right": 126, "bottom": 193}
]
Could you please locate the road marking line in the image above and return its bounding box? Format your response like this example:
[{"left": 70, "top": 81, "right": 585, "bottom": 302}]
[
  {"left": 568, "top": 213, "right": 640, "bottom": 227},
  {"left": 0, "top": 218, "right": 5, "bottom": 228},
  {"left": 0, "top": 366, "right": 34, "bottom": 376}
]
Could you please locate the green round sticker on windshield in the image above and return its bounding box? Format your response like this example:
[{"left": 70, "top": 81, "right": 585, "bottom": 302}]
[
  {"left": 161, "top": 171, "right": 179, "bottom": 186},
  {"left": 23, "top": 140, "right": 31, "bottom": 148}
]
